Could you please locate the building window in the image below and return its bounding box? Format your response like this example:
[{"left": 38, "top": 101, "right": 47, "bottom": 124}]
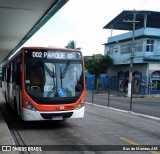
[
  {"left": 108, "top": 46, "right": 113, "bottom": 55},
  {"left": 121, "top": 39, "right": 143, "bottom": 54},
  {"left": 135, "top": 39, "right": 143, "bottom": 52},
  {"left": 151, "top": 80, "right": 160, "bottom": 90},
  {"left": 146, "top": 39, "right": 154, "bottom": 52},
  {"left": 151, "top": 71, "right": 160, "bottom": 90},
  {"left": 121, "top": 42, "right": 131, "bottom": 54},
  {"left": 114, "top": 47, "right": 118, "bottom": 52}
]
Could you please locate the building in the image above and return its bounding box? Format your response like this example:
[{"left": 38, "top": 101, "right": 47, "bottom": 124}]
[{"left": 103, "top": 10, "right": 160, "bottom": 95}]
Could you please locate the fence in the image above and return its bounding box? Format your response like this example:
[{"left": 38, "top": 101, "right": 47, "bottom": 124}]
[{"left": 86, "top": 78, "right": 160, "bottom": 118}]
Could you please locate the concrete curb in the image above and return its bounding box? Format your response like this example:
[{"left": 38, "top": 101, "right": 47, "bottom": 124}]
[{"left": 87, "top": 102, "right": 160, "bottom": 121}]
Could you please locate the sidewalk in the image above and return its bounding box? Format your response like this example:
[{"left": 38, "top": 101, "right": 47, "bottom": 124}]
[
  {"left": 0, "top": 111, "right": 19, "bottom": 154},
  {"left": 0, "top": 111, "right": 15, "bottom": 145},
  {"left": 0, "top": 89, "right": 18, "bottom": 153}
]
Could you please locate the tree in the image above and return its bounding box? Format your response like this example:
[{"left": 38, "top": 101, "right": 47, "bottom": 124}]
[
  {"left": 100, "top": 54, "right": 113, "bottom": 75},
  {"left": 85, "top": 54, "right": 113, "bottom": 90},
  {"left": 65, "top": 40, "right": 81, "bottom": 50}
]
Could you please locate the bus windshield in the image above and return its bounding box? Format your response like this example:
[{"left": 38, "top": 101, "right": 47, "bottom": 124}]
[{"left": 25, "top": 59, "right": 83, "bottom": 99}]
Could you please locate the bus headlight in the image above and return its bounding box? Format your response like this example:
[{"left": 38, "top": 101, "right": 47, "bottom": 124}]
[
  {"left": 24, "top": 100, "right": 37, "bottom": 111},
  {"left": 76, "top": 99, "right": 85, "bottom": 110}
]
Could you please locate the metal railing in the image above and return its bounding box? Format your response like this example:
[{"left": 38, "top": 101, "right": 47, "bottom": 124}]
[{"left": 86, "top": 78, "right": 160, "bottom": 118}]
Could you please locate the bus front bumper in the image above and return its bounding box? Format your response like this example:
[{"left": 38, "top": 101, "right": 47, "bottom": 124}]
[{"left": 22, "top": 106, "right": 85, "bottom": 121}]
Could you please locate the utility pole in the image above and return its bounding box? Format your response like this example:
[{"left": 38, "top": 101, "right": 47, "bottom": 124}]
[{"left": 123, "top": 11, "right": 139, "bottom": 110}]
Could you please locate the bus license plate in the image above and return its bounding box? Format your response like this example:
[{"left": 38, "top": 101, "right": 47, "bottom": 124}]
[{"left": 52, "top": 116, "right": 63, "bottom": 120}]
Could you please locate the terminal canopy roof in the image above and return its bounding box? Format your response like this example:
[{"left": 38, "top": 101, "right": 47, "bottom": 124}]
[
  {"left": 103, "top": 10, "right": 160, "bottom": 30},
  {"left": 0, "top": 0, "right": 68, "bottom": 65}
]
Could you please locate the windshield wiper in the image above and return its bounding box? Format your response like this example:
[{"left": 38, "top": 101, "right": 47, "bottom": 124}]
[
  {"left": 44, "top": 64, "right": 54, "bottom": 77},
  {"left": 60, "top": 67, "right": 63, "bottom": 88},
  {"left": 61, "top": 61, "right": 70, "bottom": 79},
  {"left": 44, "top": 63, "right": 58, "bottom": 96}
]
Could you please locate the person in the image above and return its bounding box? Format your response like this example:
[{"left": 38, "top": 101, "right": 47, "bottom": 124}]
[
  {"left": 30, "top": 62, "right": 44, "bottom": 90},
  {"left": 75, "top": 81, "right": 82, "bottom": 91}
]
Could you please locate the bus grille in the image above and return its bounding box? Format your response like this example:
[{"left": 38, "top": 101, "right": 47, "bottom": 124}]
[{"left": 40, "top": 112, "right": 73, "bottom": 119}]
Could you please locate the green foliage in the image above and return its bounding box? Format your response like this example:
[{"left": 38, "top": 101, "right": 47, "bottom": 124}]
[
  {"left": 85, "top": 55, "right": 113, "bottom": 77},
  {"left": 65, "top": 40, "right": 81, "bottom": 50},
  {"left": 85, "top": 54, "right": 113, "bottom": 91}
]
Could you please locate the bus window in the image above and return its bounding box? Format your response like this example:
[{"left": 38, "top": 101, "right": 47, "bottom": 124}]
[
  {"left": 12, "top": 61, "right": 15, "bottom": 82},
  {"left": 29, "top": 61, "right": 45, "bottom": 90},
  {"left": 6, "top": 67, "right": 11, "bottom": 83},
  {"left": 60, "top": 63, "right": 83, "bottom": 96},
  {"left": 16, "top": 63, "right": 21, "bottom": 86},
  {"left": 2, "top": 68, "right": 5, "bottom": 82},
  {"left": 25, "top": 60, "right": 83, "bottom": 98},
  {"left": 0, "top": 75, "right": 2, "bottom": 87}
]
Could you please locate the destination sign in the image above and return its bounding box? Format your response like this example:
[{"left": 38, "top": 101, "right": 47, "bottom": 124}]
[{"left": 25, "top": 49, "right": 82, "bottom": 60}]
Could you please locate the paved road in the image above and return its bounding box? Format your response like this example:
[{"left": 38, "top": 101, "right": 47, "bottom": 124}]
[
  {"left": 86, "top": 91, "right": 160, "bottom": 118},
  {"left": 0, "top": 88, "right": 160, "bottom": 154},
  {"left": 1, "top": 98, "right": 160, "bottom": 153}
]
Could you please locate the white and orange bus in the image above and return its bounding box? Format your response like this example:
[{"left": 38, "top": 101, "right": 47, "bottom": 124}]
[{"left": 2, "top": 47, "right": 86, "bottom": 121}]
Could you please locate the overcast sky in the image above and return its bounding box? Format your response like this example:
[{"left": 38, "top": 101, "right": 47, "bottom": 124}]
[{"left": 24, "top": 0, "right": 160, "bottom": 56}]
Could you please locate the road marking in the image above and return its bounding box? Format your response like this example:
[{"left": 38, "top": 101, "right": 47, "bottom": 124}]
[{"left": 120, "top": 137, "right": 160, "bottom": 154}]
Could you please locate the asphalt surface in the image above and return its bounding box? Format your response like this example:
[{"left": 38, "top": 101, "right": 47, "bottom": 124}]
[
  {"left": 0, "top": 89, "right": 160, "bottom": 154},
  {"left": 86, "top": 91, "right": 160, "bottom": 118}
]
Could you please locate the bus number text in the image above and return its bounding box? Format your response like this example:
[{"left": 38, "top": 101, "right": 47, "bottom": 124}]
[
  {"left": 44, "top": 85, "right": 53, "bottom": 92},
  {"left": 32, "top": 52, "right": 42, "bottom": 58}
]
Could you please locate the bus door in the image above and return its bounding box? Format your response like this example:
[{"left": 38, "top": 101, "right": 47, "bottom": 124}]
[
  {"left": 6, "top": 66, "right": 11, "bottom": 104},
  {"left": 14, "top": 62, "right": 22, "bottom": 115}
]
